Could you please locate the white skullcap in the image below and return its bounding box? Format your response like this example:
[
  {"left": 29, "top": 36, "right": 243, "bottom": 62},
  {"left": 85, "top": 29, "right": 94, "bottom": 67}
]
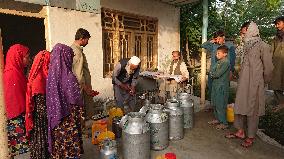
[{"left": 129, "top": 56, "right": 141, "bottom": 65}]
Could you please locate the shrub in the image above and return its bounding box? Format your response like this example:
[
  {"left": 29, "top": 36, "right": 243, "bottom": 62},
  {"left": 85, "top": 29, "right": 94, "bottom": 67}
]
[{"left": 259, "top": 107, "right": 284, "bottom": 145}]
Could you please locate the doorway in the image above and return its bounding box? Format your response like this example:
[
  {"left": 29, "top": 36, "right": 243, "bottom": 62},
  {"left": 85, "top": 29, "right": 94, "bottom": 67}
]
[{"left": 0, "top": 13, "right": 46, "bottom": 59}]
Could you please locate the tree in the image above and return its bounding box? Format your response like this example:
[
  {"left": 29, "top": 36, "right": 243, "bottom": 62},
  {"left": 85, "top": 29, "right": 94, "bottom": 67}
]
[{"left": 180, "top": 0, "right": 284, "bottom": 60}]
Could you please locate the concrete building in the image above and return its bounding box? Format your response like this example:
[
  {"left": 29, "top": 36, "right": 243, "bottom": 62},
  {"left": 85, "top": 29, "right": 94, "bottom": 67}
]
[{"left": 0, "top": 0, "right": 196, "bottom": 98}]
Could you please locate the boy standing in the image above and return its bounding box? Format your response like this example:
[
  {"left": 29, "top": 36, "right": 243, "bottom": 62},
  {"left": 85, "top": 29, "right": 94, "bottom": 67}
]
[
  {"left": 208, "top": 45, "right": 230, "bottom": 130},
  {"left": 202, "top": 31, "right": 236, "bottom": 111}
]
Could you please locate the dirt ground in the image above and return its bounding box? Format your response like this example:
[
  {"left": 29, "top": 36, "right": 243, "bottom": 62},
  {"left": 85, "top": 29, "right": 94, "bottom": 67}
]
[
  {"left": 80, "top": 111, "right": 284, "bottom": 159},
  {"left": 16, "top": 110, "right": 284, "bottom": 159}
]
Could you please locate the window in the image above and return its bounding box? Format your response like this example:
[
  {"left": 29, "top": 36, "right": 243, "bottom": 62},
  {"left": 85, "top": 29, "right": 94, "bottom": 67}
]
[{"left": 102, "top": 8, "right": 158, "bottom": 78}]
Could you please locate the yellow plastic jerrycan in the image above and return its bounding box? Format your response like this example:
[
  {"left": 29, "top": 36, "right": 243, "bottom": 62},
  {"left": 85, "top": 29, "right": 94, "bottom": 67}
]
[
  {"left": 108, "top": 107, "right": 124, "bottom": 125},
  {"left": 92, "top": 119, "right": 108, "bottom": 145},
  {"left": 155, "top": 155, "right": 166, "bottom": 159},
  {"left": 227, "top": 104, "right": 234, "bottom": 123},
  {"left": 97, "top": 131, "right": 115, "bottom": 144}
]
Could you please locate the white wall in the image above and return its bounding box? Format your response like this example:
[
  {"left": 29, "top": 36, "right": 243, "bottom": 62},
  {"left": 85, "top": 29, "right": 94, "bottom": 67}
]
[
  {"left": 101, "top": 0, "right": 180, "bottom": 72},
  {"left": 46, "top": 0, "right": 180, "bottom": 98},
  {"left": 45, "top": 6, "right": 109, "bottom": 97}
]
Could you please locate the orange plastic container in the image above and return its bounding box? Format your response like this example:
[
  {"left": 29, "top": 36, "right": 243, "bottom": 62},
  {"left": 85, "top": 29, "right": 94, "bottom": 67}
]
[
  {"left": 92, "top": 119, "right": 108, "bottom": 145},
  {"left": 97, "top": 131, "right": 115, "bottom": 144},
  {"left": 227, "top": 104, "right": 234, "bottom": 123},
  {"left": 108, "top": 107, "right": 124, "bottom": 125},
  {"left": 155, "top": 155, "right": 166, "bottom": 159}
]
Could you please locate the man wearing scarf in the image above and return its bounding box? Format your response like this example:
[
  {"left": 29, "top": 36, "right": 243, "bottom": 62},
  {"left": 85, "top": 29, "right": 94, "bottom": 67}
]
[
  {"left": 235, "top": 22, "right": 251, "bottom": 75},
  {"left": 269, "top": 16, "right": 284, "bottom": 112},
  {"left": 71, "top": 28, "right": 96, "bottom": 118},
  {"left": 226, "top": 22, "right": 274, "bottom": 148}
]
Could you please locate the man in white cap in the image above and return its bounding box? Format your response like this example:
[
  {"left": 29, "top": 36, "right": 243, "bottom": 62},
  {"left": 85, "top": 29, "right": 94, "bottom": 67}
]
[{"left": 112, "top": 56, "right": 141, "bottom": 111}]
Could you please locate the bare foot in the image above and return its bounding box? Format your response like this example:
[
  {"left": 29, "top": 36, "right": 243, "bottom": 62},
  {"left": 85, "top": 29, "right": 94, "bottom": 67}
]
[
  {"left": 204, "top": 107, "right": 213, "bottom": 112},
  {"left": 215, "top": 123, "right": 228, "bottom": 130},
  {"left": 272, "top": 104, "right": 284, "bottom": 112}
]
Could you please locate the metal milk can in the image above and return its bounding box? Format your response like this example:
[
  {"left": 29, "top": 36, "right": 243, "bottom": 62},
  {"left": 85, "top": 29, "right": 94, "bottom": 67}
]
[
  {"left": 177, "top": 93, "right": 194, "bottom": 129},
  {"left": 99, "top": 139, "right": 118, "bottom": 159},
  {"left": 165, "top": 100, "right": 184, "bottom": 140},
  {"left": 145, "top": 104, "right": 169, "bottom": 150},
  {"left": 120, "top": 112, "right": 150, "bottom": 159},
  {"left": 139, "top": 100, "right": 151, "bottom": 114},
  {"left": 177, "top": 92, "right": 191, "bottom": 100},
  {"left": 112, "top": 116, "right": 122, "bottom": 138}
]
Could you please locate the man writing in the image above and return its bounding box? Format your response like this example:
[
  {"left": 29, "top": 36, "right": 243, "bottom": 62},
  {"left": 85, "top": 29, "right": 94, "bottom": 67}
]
[{"left": 165, "top": 51, "right": 189, "bottom": 97}]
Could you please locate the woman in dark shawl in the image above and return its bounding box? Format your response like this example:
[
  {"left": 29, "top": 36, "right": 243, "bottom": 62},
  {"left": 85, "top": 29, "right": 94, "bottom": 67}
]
[
  {"left": 26, "top": 50, "right": 50, "bottom": 158},
  {"left": 46, "top": 43, "right": 84, "bottom": 158}
]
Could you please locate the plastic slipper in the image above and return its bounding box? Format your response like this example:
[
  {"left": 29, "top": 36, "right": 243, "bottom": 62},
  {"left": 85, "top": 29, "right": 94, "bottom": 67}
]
[{"left": 241, "top": 138, "right": 254, "bottom": 148}]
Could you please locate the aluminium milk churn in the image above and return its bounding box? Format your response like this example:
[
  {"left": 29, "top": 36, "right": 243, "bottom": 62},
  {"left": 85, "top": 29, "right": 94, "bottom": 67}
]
[
  {"left": 177, "top": 93, "right": 194, "bottom": 129},
  {"left": 112, "top": 116, "right": 122, "bottom": 138},
  {"left": 146, "top": 104, "right": 169, "bottom": 150},
  {"left": 165, "top": 99, "right": 184, "bottom": 140},
  {"left": 120, "top": 112, "right": 150, "bottom": 159},
  {"left": 100, "top": 139, "right": 118, "bottom": 159}
]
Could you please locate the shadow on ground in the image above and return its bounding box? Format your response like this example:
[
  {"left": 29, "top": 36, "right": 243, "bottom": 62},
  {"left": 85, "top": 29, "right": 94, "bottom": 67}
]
[{"left": 81, "top": 111, "right": 284, "bottom": 159}]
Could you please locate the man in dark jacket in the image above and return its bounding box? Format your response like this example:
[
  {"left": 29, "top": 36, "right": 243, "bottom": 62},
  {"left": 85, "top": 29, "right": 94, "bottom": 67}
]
[{"left": 112, "top": 56, "right": 141, "bottom": 111}]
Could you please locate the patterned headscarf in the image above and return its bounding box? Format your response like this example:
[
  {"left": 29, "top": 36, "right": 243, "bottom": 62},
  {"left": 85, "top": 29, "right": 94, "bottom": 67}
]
[
  {"left": 243, "top": 21, "right": 262, "bottom": 52},
  {"left": 46, "top": 43, "right": 83, "bottom": 152},
  {"left": 4, "top": 44, "right": 29, "bottom": 119},
  {"left": 25, "top": 50, "right": 50, "bottom": 136}
]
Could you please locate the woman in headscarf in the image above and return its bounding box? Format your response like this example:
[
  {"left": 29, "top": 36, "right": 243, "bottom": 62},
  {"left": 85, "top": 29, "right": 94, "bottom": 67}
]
[
  {"left": 25, "top": 51, "right": 50, "bottom": 158},
  {"left": 4, "top": 44, "right": 30, "bottom": 157},
  {"left": 225, "top": 22, "right": 274, "bottom": 147},
  {"left": 46, "top": 43, "right": 84, "bottom": 158}
]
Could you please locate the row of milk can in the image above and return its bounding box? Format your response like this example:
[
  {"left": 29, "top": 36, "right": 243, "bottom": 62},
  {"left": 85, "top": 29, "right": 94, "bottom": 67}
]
[{"left": 101, "top": 92, "right": 194, "bottom": 159}]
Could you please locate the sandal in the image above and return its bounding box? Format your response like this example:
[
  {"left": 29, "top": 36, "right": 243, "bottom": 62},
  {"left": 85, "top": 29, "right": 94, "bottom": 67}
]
[
  {"left": 208, "top": 119, "right": 219, "bottom": 125},
  {"left": 225, "top": 131, "right": 245, "bottom": 139},
  {"left": 215, "top": 124, "right": 228, "bottom": 130},
  {"left": 241, "top": 138, "right": 254, "bottom": 148}
]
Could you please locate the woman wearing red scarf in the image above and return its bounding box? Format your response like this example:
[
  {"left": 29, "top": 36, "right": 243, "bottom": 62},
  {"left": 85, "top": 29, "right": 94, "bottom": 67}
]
[
  {"left": 4, "top": 44, "right": 30, "bottom": 157},
  {"left": 26, "top": 51, "right": 50, "bottom": 158}
]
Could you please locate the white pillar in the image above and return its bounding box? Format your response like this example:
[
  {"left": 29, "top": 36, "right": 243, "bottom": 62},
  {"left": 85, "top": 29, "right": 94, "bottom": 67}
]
[
  {"left": 0, "top": 29, "right": 9, "bottom": 159},
  {"left": 200, "top": 0, "right": 208, "bottom": 107}
]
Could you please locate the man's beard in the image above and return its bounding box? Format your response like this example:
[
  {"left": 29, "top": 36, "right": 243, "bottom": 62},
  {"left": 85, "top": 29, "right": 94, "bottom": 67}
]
[{"left": 276, "top": 29, "right": 284, "bottom": 41}]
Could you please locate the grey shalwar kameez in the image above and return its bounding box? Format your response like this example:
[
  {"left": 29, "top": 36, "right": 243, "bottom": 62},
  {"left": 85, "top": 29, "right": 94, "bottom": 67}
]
[
  {"left": 269, "top": 34, "right": 284, "bottom": 104},
  {"left": 234, "top": 22, "right": 274, "bottom": 138}
]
